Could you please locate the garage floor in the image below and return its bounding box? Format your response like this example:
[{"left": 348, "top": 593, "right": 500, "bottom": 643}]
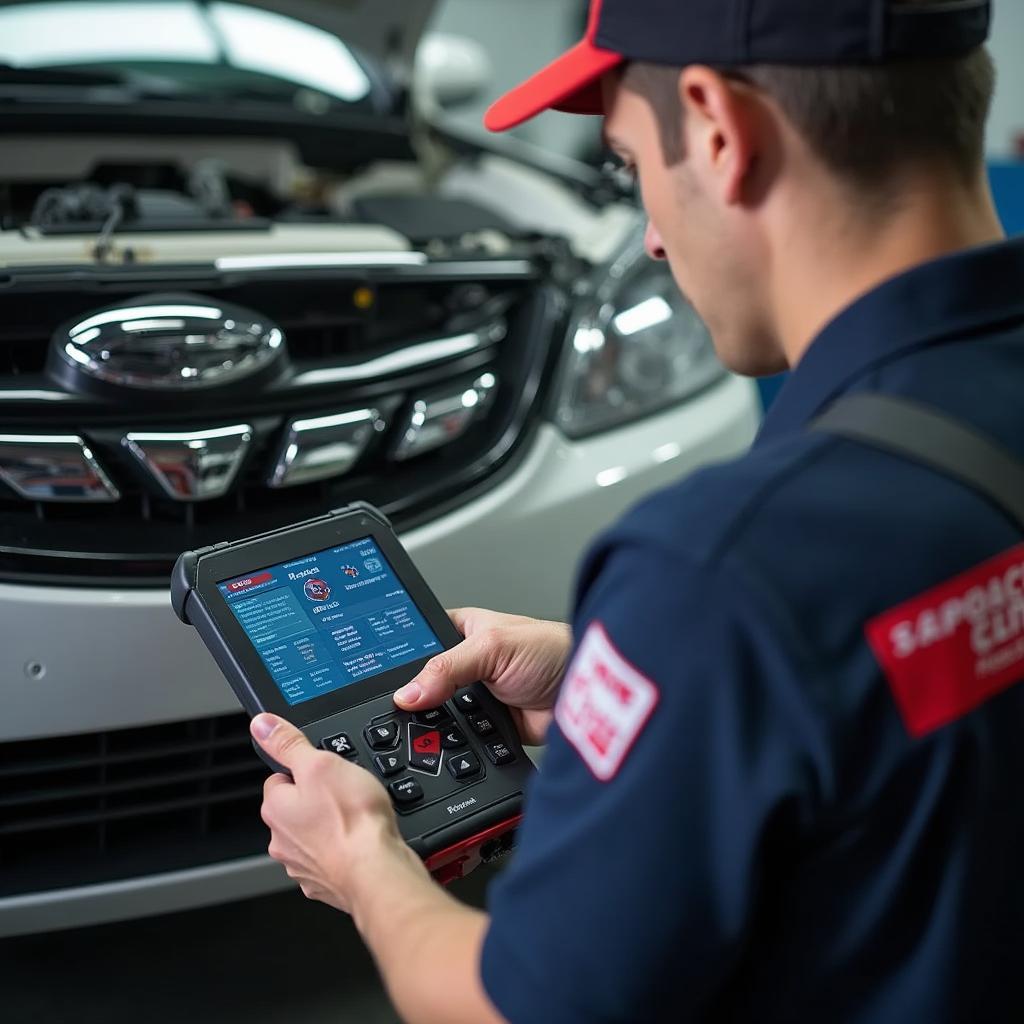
[{"left": 0, "top": 866, "right": 497, "bottom": 1024}]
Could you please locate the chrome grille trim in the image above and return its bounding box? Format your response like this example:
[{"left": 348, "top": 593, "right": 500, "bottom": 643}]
[
  {"left": 267, "top": 408, "right": 385, "bottom": 489},
  {"left": 122, "top": 425, "right": 253, "bottom": 502},
  {"left": 388, "top": 260, "right": 536, "bottom": 279},
  {"left": 0, "top": 390, "right": 73, "bottom": 403},
  {"left": 214, "top": 252, "right": 428, "bottom": 272},
  {"left": 290, "top": 322, "right": 506, "bottom": 388},
  {"left": 0, "top": 434, "right": 120, "bottom": 503},
  {"left": 393, "top": 373, "right": 499, "bottom": 462}
]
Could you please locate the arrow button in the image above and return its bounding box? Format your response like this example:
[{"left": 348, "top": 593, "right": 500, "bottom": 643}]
[
  {"left": 441, "top": 727, "right": 467, "bottom": 750},
  {"left": 447, "top": 750, "right": 481, "bottom": 781},
  {"left": 374, "top": 753, "right": 404, "bottom": 778},
  {"left": 453, "top": 688, "right": 479, "bottom": 712}
]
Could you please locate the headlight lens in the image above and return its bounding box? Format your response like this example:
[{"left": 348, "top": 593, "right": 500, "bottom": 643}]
[{"left": 554, "top": 237, "right": 726, "bottom": 438}]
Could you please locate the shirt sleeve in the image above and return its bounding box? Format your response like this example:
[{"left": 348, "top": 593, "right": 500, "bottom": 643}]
[{"left": 480, "top": 539, "right": 824, "bottom": 1024}]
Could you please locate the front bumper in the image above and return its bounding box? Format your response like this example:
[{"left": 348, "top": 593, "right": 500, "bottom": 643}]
[{"left": 0, "top": 375, "right": 759, "bottom": 936}]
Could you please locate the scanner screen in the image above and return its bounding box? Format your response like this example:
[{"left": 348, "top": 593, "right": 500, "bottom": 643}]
[{"left": 217, "top": 536, "right": 442, "bottom": 706}]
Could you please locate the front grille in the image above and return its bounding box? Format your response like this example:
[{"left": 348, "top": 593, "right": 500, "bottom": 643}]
[
  {"left": 0, "top": 256, "right": 567, "bottom": 582},
  {"left": 0, "top": 337, "right": 46, "bottom": 376},
  {"left": 0, "top": 713, "right": 268, "bottom": 898}
]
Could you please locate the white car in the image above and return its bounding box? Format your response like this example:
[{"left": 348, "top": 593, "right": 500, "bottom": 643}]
[{"left": 0, "top": 0, "right": 760, "bottom": 936}]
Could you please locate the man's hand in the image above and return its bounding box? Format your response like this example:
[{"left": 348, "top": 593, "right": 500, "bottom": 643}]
[
  {"left": 394, "top": 608, "right": 572, "bottom": 745},
  {"left": 251, "top": 713, "right": 425, "bottom": 914},
  {"left": 251, "top": 713, "right": 508, "bottom": 1024}
]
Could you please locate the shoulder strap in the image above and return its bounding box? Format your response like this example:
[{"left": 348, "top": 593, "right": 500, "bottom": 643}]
[{"left": 811, "top": 392, "right": 1024, "bottom": 531}]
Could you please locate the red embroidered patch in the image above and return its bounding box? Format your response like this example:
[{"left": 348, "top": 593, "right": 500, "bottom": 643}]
[
  {"left": 866, "top": 543, "right": 1024, "bottom": 737},
  {"left": 555, "top": 622, "right": 659, "bottom": 780}
]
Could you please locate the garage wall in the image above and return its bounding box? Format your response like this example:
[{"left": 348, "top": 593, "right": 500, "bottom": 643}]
[
  {"left": 429, "top": 0, "right": 596, "bottom": 157},
  {"left": 987, "top": 1, "right": 1024, "bottom": 158}
]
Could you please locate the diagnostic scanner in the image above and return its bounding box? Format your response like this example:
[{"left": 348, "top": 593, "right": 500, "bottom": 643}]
[{"left": 171, "top": 502, "right": 532, "bottom": 882}]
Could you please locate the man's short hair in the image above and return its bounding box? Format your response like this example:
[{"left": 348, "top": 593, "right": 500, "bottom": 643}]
[{"left": 622, "top": 2, "right": 995, "bottom": 191}]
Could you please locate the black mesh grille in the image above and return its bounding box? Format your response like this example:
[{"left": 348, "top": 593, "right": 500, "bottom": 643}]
[
  {"left": 0, "top": 336, "right": 47, "bottom": 376},
  {"left": 0, "top": 714, "right": 269, "bottom": 897}
]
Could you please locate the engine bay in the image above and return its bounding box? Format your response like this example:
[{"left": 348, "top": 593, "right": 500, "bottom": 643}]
[
  {"left": 1, "top": 135, "right": 329, "bottom": 228},
  {"left": 0, "top": 133, "right": 541, "bottom": 267}
]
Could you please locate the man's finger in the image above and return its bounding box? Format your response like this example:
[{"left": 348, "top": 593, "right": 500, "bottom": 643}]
[
  {"left": 447, "top": 608, "right": 472, "bottom": 635},
  {"left": 264, "top": 772, "right": 292, "bottom": 796},
  {"left": 394, "top": 636, "right": 490, "bottom": 709},
  {"left": 251, "top": 714, "right": 319, "bottom": 774}
]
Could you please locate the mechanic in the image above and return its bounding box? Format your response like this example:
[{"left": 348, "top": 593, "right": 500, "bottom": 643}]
[{"left": 248, "top": 0, "right": 1024, "bottom": 1020}]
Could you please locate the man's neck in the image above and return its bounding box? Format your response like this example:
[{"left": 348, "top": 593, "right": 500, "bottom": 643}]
[{"left": 774, "top": 170, "right": 1006, "bottom": 369}]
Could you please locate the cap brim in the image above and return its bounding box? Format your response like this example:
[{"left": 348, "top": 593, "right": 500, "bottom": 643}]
[{"left": 484, "top": 38, "right": 624, "bottom": 133}]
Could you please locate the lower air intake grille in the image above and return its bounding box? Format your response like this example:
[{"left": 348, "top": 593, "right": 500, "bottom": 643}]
[{"left": 0, "top": 713, "right": 268, "bottom": 898}]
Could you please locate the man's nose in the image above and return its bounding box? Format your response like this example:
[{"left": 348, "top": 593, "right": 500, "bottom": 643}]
[{"left": 644, "top": 221, "right": 667, "bottom": 261}]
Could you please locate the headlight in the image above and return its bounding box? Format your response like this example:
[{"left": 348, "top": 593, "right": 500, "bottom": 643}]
[{"left": 554, "top": 232, "right": 726, "bottom": 439}]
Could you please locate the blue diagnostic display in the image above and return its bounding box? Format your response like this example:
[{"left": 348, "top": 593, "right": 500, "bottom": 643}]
[{"left": 217, "top": 537, "right": 441, "bottom": 706}]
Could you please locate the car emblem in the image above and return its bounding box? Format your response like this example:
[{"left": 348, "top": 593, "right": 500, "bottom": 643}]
[{"left": 48, "top": 293, "right": 286, "bottom": 394}]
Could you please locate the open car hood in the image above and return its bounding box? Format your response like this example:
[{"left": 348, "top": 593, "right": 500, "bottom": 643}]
[
  {"left": 0, "top": 0, "right": 438, "bottom": 71},
  {"left": 230, "top": 0, "right": 437, "bottom": 69}
]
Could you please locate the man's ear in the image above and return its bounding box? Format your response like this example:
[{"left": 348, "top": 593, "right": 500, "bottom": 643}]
[{"left": 679, "top": 66, "right": 759, "bottom": 206}]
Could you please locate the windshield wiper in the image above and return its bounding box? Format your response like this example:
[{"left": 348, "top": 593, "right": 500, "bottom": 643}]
[
  {"left": 0, "top": 63, "right": 128, "bottom": 86},
  {"left": 0, "top": 63, "right": 190, "bottom": 100}
]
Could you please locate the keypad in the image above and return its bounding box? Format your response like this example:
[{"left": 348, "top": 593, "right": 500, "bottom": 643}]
[
  {"left": 314, "top": 687, "right": 523, "bottom": 814},
  {"left": 321, "top": 732, "right": 357, "bottom": 758}
]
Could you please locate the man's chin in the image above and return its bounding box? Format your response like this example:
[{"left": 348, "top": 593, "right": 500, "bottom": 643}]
[{"left": 713, "top": 341, "right": 789, "bottom": 379}]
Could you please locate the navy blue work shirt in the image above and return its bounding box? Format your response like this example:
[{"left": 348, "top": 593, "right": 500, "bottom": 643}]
[{"left": 481, "top": 237, "right": 1024, "bottom": 1023}]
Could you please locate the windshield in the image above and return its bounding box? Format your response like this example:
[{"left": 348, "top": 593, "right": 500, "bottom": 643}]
[{"left": 0, "top": 0, "right": 381, "bottom": 107}]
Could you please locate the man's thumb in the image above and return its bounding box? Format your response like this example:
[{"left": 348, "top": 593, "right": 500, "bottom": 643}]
[
  {"left": 251, "top": 714, "right": 315, "bottom": 770},
  {"left": 394, "top": 643, "right": 480, "bottom": 709}
]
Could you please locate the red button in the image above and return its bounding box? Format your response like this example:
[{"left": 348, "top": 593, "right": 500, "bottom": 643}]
[
  {"left": 412, "top": 730, "right": 441, "bottom": 755},
  {"left": 227, "top": 571, "right": 273, "bottom": 592}
]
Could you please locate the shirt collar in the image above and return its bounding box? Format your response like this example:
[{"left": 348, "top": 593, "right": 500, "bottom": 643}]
[{"left": 756, "top": 236, "right": 1024, "bottom": 445}]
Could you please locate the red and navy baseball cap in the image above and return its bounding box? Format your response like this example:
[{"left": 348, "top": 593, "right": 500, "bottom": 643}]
[{"left": 484, "top": 0, "right": 991, "bottom": 132}]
